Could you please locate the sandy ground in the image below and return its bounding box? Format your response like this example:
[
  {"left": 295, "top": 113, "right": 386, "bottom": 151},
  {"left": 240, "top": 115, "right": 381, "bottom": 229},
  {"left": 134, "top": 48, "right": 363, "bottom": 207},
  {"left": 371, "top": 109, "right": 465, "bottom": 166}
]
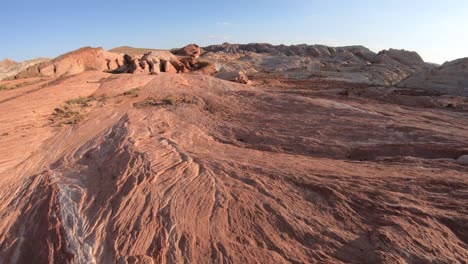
[{"left": 0, "top": 72, "right": 467, "bottom": 263}]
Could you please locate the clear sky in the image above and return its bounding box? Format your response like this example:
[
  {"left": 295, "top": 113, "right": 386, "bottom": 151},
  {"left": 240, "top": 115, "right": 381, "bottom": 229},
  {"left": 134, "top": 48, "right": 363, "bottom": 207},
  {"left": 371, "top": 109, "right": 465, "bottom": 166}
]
[{"left": 2, "top": 0, "right": 467, "bottom": 64}]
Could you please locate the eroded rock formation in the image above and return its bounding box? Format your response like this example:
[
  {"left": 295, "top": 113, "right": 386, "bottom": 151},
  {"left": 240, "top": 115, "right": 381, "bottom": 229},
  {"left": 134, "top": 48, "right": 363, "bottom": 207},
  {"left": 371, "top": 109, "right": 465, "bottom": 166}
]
[
  {"left": 173, "top": 44, "right": 202, "bottom": 58},
  {"left": 201, "top": 43, "right": 432, "bottom": 86},
  {"left": 0, "top": 58, "right": 50, "bottom": 80},
  {"left": 12, "top": 47, "right": 123, "bottom": 79},
  {"left": 398, "top": 57, "right": 468, "bottom": 96},
  {"left": 114, "top": 50, "right": 212, "bottom": 75}
]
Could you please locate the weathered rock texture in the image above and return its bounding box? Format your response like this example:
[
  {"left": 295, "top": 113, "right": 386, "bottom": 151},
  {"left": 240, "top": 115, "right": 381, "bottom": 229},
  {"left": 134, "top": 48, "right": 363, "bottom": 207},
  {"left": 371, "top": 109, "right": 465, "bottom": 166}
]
[
  {"left": 114, "top": 51, "right": 211, "bottom": 75},
  {"left": 215, "top": 70, "right": 250, "bottom": 84},
  {"left": 172, "top": 44, "right": 202, "bottom": 58},
  {"left": 12, "top": 47, "right": 123, "bottom": 79},
  {"left": 9, "top": 46, "right": 215, "bottom": 79},
  {"left": 0, "top": 45, "right": 468, "bottom": 264},
  {"left": 399, "top": 57, "right": 468, "bottom": 96},
  {"left": 202, "top": 43, "right": 432, "bottom": 85},
  {"left": 0, "top": 58, "right": 49, "bottom": 80}
]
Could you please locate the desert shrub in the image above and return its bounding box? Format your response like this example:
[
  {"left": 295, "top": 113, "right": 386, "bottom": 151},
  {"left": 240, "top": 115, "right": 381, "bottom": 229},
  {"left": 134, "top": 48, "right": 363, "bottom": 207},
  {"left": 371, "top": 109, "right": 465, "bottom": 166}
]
[
  {"left": 65, "top": 96, "right": 95, "bottom": 107},
  {"left": 96, "top": 94, "right": 108, "bottom": 102},
  {"left": 50, "top": 96, "right": 95, "bottom": 126},
  {"left": 0, "top": 85, "right": 8, "bottom": 91},
  {"left": 133, "top": 95, "right": 195, "bottom": 108},
  {"left": 162, "top": 96, "right": 176, "bottom": 105},
  {"left": 123, "top": 88, "right": 141, "bottom": 97},
  {"left": 133, "top": 97, "right": 159, "bottom": 107},
  {"left": 51, "top": 107, "right": 85, "bottom": 126}
]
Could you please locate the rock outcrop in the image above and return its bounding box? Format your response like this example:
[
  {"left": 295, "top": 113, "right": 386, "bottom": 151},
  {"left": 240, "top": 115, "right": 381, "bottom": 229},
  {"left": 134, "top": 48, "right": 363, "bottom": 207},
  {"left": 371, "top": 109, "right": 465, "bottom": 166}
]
[
  {"left": 0, "top": 58, "right": 50, "bottom": 80},
  {"left": 112, "top": 48, "right": 215, "bottom": 75},
  {"left": 12, "top": 47, "right": 123, "bottom": 79},
  {"left": 372, "top": 49, "right": 426, "bottom": 68},
  {"left": 215, "top": 70, "right": 250, "bottom": 84},
  {"left": 116, "top": 53, "right": 162, "bottom": 74},
  {"left": 203, "top": 43, "right": 375, "bottom": 61},
  {"left": 11, "top": 46, "right": 209, "bottom": 78},
  {"left": 113, "top": 51, "right": 187, "bottom": 74},
  {"left": 398, "top": 57, "right": 468, "bottom": 96},
  {"left": 141, "top": 52, "right": 161, "bottom": 73},
  {"left": 173, "top": 44, "right": 202, "bottom": 58},
  {"left": 202, "top": 43, "right": 430, "bottom": 86},
  {"left": 161, "top": 60, "right": 178, "bottom": 73},
  {"left": 0, "top": 59, "right": 16, "bottom": 69}
]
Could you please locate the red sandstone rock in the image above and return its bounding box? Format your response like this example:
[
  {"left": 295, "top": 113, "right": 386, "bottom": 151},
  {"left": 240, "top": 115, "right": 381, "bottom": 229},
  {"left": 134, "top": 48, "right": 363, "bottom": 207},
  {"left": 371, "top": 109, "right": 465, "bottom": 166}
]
[
  {"left": 1, "top": 45, "right": 468, "bottom": 264},
  {"left": 174, "top": 44, "right": 202, "bottom": 58},
  {"left": 12, "top": 47, "right": 123, "bottom": 79}
]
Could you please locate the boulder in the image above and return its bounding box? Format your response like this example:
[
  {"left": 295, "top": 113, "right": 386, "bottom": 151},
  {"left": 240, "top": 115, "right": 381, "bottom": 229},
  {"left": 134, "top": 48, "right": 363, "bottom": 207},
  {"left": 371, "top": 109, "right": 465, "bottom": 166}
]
[
  {"left": 456, "top": 155, "right": 468, "bottom": 165},
  {"left": 215, "top": 71, "right": 250, "bottom": 84}
]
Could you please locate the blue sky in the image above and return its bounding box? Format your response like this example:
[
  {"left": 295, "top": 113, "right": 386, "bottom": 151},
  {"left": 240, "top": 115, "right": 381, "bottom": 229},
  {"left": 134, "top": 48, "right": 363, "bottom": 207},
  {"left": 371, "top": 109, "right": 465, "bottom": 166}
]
[{"left": 2, "top": 0, "right": 467, "bottom": 63}]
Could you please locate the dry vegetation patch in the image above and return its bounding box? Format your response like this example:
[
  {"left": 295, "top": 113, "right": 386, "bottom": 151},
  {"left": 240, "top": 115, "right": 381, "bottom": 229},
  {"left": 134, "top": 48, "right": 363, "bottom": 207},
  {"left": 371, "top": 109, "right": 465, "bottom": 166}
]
[
  {"left": 133, "top": 95, "right": 195, "bottom": 108},
  {"left": 122, "top": 88, "right": 141, "bottom": 98},
  {"left": 0, "top": 80, "right": 43, "bottom": 91},
  {"left": 49, "top": 96, "right": 97, "bottom": 126}
]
